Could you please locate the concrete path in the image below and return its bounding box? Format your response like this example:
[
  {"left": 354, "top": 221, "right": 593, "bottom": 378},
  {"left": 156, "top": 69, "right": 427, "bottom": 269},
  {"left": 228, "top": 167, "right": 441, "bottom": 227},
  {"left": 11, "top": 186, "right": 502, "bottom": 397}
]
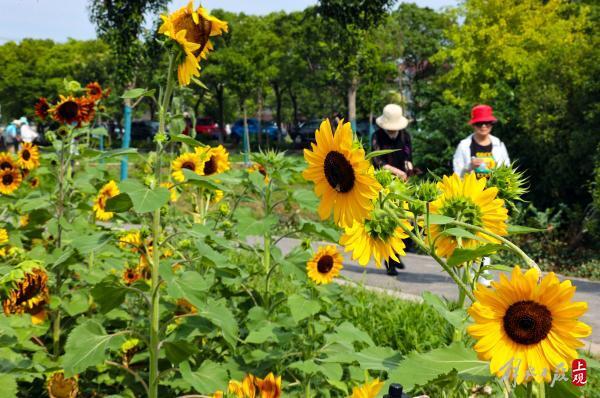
[{"left": 273, "top": 237, "right": 600, "bottom": 354}]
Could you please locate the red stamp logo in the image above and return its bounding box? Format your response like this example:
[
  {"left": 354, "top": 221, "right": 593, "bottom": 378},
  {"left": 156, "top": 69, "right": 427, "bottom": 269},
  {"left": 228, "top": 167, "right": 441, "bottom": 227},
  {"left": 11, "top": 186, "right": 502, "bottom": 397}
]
[{"left": 571, "top": 359, "right": 587, "bottom": 386}]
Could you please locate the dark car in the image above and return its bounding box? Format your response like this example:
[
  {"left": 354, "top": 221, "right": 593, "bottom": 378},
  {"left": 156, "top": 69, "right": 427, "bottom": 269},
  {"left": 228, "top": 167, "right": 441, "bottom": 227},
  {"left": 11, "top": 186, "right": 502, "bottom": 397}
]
[
  {"left": 291, "top": 119, "right": 321, "bottom": 147},
  {"left": 230, "top": 118, "right": 285, "bottom": 143},
  {"left": 195, "top": 117, "right": 219, "bottom": 138},
  {"left": 131, "top": 120, "right": 159, "bottom": 142}
]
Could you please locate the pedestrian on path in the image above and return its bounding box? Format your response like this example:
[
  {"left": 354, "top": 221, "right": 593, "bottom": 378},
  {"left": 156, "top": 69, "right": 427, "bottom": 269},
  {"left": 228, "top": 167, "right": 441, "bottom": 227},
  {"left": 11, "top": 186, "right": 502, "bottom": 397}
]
[
  {"left": 371, "top": 104, "right": 414, "bottom": 276},
  {"left": 3, "top": 119, "right": 20, "bottom": 153}
]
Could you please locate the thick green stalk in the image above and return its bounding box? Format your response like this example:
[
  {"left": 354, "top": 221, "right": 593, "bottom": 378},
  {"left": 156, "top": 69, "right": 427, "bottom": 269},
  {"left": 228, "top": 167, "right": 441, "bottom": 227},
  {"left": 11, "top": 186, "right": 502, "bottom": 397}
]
[
  {"left": 526, "top": 381, "right": 533, "bottom": 398},
  {"left": 538, "top": 382, "right": 545, "bottom": 398}
]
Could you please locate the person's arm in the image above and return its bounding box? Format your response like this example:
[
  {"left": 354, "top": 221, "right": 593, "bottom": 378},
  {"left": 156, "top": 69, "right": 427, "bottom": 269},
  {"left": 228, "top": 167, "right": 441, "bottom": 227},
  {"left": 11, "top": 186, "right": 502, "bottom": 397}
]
[
  {"left": 453, "top": 142, "right": 468, "bottom": 176},
  {"left": 499, "top": 141, "right": 510, "bottom": 166}
]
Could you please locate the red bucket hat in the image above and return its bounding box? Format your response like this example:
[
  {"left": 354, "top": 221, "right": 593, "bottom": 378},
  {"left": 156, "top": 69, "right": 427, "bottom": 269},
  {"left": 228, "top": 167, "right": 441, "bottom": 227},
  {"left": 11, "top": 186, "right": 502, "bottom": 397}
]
[{"left": 468, "top": 104, "right": 497, "bottom": 125}]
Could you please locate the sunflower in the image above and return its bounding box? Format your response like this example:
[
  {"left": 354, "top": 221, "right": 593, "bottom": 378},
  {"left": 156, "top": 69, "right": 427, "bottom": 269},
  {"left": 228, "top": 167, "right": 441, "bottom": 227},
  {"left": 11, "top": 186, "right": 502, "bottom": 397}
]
[
  {"left": 228, "top": 374, "right": 256, "bottom": 398},
  {"left": 93, "top": 180, "right": 120, "bottom": 221},
  {"left": 468, "top": 266, "right": 591, "bottom": 384},
  {"left": 0, "top": 228, "right": 8, "bottom": 245},
  {"left": 306, "top": 245, "right": 344, "bottom": 284},
  {"left": 303, "top": 119, "right": 381, "bottom": 228},
  {"left": 0, "top": 152, "right": 16, "bottom": 171},
  {"left": 85, "top": 82, "right": 104, "bottom": 101},
  {"left": 210, "top": 391, "right": 224, "bottom": 398},
  {"left": 196, "top": 145, "right": 230, "bottom": 176},
  {"left": 350, "top": 379, "right": 384, "bottom": 398},
  {"left": 0, "top": 168, "right": 22, "bottom": 195},
  {"left": 29, "top": 176, "right": 41, "bottom": 188},
  {"left": 19, "top": 214, "right": 29, "bottom": 228},
  {"left": 77, "top": 96, "right": 96, "bottom": 125},
  {"left": 35, "top": 97, "right": 51, "bottom": 120},
  {"left": 171, "top": 152, "right": 204, "bottom": 182},
  {"left": 340, "top": 214, "right": 412, "bottom": 268},
  {"left": 2, "top": 268, "right": 49, "bottom": 324},
  {"left": 161, "top": 182, "right": 179, "bottom": 202},
  {"left": 247, "top": 163, "right": 269, "bottom": 183},
  {"left": 255, "top": 373, "right": 282, "bottom": 398},
  {"left": 429, "top": 173, "right": 508, "bottom": 257},
  {"left": 159, "top": 1, "right": 228, "bottom": 86},
  {"left": 211, "top": 189, "right": 223, "bottom": 204},
  {"left": 51, "top": 95, "right": 84, "bottom": 125},
  {"left": 122, "top": 267, "right": 142, "bottom": 285},
  {"left": 17, "top": 142, "right": 40, "bottom": 170},
  {"left": 47, "top": 372, "right": 78, "bottom": 398},
  {"left": 118, "top": 231, "right": 143, "bottom": 253},
  {"left": 176, "top": 298, "right": 198, "bottom": 315}
]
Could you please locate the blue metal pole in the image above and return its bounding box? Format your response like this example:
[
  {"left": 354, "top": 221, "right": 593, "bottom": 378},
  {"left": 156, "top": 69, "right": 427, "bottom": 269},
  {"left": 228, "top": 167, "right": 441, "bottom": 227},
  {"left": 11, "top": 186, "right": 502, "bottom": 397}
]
[{"left": 120, "top": 104, "right": 132, "bottom": 180}]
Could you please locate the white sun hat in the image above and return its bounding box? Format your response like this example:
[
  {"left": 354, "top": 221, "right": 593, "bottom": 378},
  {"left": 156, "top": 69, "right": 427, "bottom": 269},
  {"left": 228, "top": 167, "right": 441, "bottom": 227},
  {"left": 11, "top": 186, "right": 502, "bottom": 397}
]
[{"left": 376, "top": 104, "right": 409, "bottom": 131}]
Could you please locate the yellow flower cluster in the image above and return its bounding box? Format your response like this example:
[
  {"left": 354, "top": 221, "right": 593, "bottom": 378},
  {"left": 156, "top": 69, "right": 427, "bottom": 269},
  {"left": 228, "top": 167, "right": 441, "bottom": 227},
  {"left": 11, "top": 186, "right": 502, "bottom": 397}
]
[{"left": 0, "top": 145, "right": 41, "bottom": 195}]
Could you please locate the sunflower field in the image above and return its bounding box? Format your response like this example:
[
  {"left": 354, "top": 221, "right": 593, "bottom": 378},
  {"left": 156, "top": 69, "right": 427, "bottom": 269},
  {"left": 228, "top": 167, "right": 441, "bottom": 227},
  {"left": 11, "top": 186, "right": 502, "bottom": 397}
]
[{"left": 0, "top": 2, "right": 598, "bottom": 398}]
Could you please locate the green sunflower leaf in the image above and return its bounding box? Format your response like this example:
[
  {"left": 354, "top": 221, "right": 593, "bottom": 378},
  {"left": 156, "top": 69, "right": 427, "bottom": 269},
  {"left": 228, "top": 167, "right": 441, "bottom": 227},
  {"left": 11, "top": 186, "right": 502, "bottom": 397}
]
[
  {"left": 180, "top": 360, "right": 228, "bottom": 394},
  {"left": 170, "top": 133, "right": 205, "bottom": 147},
  {"left": 446, "top": 244, "right": 505, "bottom": 267},
  {"left": 119, "top": 180, "right": 170, "bottom": 213},
  {"left": 288, "top": 294, "right": 321, "bottom": 323},
  {"left": 507, "top": 224, "right": 546, "bottom": 235},
  {"left": 105, "top": 193, "right": 133, "bottom": 213},
  {"left": 366, "top": 148, "right": 400, "bottom": 160},
  {"left": 427, "top": 214, "right": 455, "bottom": 225}
]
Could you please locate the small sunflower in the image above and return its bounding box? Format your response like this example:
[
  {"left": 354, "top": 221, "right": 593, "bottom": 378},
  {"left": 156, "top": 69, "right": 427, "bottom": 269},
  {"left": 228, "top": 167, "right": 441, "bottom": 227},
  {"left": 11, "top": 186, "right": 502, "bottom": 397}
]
[
  {"left": 0, "top": 228, "right": 8, "bottom": 245},
  {"left": 210, "top": 391, "right": 224, "bottom": 398},
  {"left": 171, "top": 152, "right": 204, "bottom": 182},
  {"left": 118, "top": 231, "right": 143, "bottom": 253},
  {"left": 0, "top": 168, "right": 22, "bottom": 195},
  {"left": 0, "top": 152, "right": 17, "bottom": 171},
  {"left": 196, "top": 145, "right": 230, "bottom": 176},
  {"left": 35, "top": 97, "right": 51, "bottom": 120},
  {"left": 93, "top": 180, "right": 120, "bottom": 221},
  {"left": 18, "top": 142, "right": 40, "bottom": 170},
  {"left": 176, "top": 298, "right": 198, "bottom": 315},
  {"left": 340, "top": 215, "right": 411, "bottom": 268},
  {"left": 2, "top": 268, "right": 49, "bottom": 324},
  {"left": 228, "top": 374, "right": 256, "bottom": 398},
  {"left": 429, "top": 173, "right": 508, "bottom": 257},
  {"left": 19, "top": 215, "right": 29, "bottom": 228},
  {"left": 303, "top": 119, "right": 381, "bottom": 228},
  {"left": 247, "top": 162, "right": 269, "bottom": 183},
  {"left": 161, "top": 182, "right": 179, "bottom": 202},
  {"left": 350, "top": 379, "right": 384, "bottom": 398},
  {"left": 51, "top": 95, "right": 84, "bottom": 125},
  {"left": 85, "top": 82, "right": 104, "bottom": 101},
  {"left": 47, "top": 372, "right": 78, "bottom": 398},
  {"left": 29, "top": 176, "right": 41, "bottom": 188},
  {"left": 255, "top": 373, "right": 282, "bottom": 398},
  {"left": 306, "top": 245, "right": 344, "bottom": 284},
  {"left": 122, "top": 267, "right": 142, "bottom": 285},
  {"left": 211, "top": 189, "right": 224, "bottom": 204},
  {"left": 468, "top": 266, "right": 592, "bottom": 384},
  {"left": 159, "top": 1, "right": 228, "bottom": 86}
]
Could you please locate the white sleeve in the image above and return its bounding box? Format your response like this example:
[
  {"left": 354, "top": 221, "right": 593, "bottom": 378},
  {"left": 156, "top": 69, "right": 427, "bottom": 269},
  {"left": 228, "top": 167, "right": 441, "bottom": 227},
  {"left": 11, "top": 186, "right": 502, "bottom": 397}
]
[
  {"left": 499, "top": 141, "right": 510, "bottom": 166},
  {"left": 453, "top": 143, "right": 467, "bottom": 176}
]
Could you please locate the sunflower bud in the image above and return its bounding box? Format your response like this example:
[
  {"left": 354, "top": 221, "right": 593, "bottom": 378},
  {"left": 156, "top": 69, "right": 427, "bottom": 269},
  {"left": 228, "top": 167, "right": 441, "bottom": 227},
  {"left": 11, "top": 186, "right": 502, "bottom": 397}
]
[
  {"left": 414, "top": 180, "right": 440, "bottom": 203},
  {"left": 47, "top": 372, "right": 78, "bottom": 398},
  {"left": 375, "top": 169, "right": 393, "bottom": 188},
  {"left": 486, "top": 165, "right": 528, "bottom": 210}
]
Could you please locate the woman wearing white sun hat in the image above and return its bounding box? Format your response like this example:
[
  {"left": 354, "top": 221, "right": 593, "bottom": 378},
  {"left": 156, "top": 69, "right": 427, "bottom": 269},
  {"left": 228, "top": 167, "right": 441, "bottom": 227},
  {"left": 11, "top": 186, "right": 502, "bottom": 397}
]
[{"left": 371, "top": 103, "right": 415, "bottom": 276}]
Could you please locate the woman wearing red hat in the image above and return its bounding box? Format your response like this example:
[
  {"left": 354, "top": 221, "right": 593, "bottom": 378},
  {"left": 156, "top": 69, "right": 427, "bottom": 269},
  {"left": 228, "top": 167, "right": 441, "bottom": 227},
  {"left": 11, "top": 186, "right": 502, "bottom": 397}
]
[{"left": 452, "top": 104, "right": 510, "bottom": 178}]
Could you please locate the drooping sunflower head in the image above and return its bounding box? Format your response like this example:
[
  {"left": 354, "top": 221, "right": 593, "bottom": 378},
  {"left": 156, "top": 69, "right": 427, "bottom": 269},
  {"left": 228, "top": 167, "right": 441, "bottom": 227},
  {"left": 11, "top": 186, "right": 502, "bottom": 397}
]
[
  {"left": 0, "top": 152, "right": 16, "bottom": 171},
  {"left": 467, "top": 266, "right": 591, "bottom": 384},
  {"left": 160, "top": 182, "right": 179, "bottom": 202},
  {"left": 429, "top": 173, "right": 508, "bottom": 257},
  {"left": 228, "top": 374, "right": 256, "bottom": 398},
  {"left": 350, "top": 379, "right": 384, "bottom": 398},
  {"left": 172, "top": 152, "right": 204, "bottom": 182},
  {"left": 306, "top": 245, "right": 344, "bottom": 285},
  {"left": 159, "top": 1, "right": 228, "bottom": 86},
  {"left": 35, "top": 97, "right": 51, "bottom": 120},
  {"left": 51, "top": 95, "right": 83, "bottom": 125},
  {"left": 118, "top": 230, "right": 143, "bottom": 253},
  {"left": 85, "top": 82, "right": 104, "bottom": 101},
  {"left": 0, "top": 168, "right": 22, "bottom": 195},
  {"left": 247, "top": 162, "right": 270, "bottom": 183},
  {"left": 93, "top": 180, "right": 120, "bottom": 221},
  {"left": 18, "top": 142, "right": 40, "bottom": 170},
  {"left": 47, "top": 372, "right": 78, "bottom": 398},
  {"left": 2, "top": 268, "right": 49, "bottom": 324},
  {"left": 196, "top": 145, "right": 230, "bottom": 176},
  {"left": 340, "top": 210, "right": 411, "bottom": 267},
  {"left": 303, "top": 119, "right": 381, "bottom": 228},
  {"left": 0, "top": 228, "right": 8, "bottom": 245},
  {"left": 255, "top": 372, "right": 282, "bottom": 398},
  {"left": 29, "top": 176, "right": 41, "bottom": 188}
]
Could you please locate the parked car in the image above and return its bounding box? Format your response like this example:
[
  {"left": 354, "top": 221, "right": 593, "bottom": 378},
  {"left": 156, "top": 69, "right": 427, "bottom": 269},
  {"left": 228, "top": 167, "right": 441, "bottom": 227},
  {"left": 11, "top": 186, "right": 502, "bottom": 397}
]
[
  {"left": 131, "top": 120, "right": 159, "bottom": 141},
  {"left": 290, "top": 119, "right": 321, "bottom": 147},
  {"left": 195, "top": 117, "right": 220, "bottom": 138},
  {"left": 230, "top": 118, "right": 286, "bottom": 143}
]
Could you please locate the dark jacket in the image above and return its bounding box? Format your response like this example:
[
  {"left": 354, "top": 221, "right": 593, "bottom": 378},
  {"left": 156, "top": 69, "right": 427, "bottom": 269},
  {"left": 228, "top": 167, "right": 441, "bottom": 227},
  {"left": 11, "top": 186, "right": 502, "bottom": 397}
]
[{"left": 371, "top": 128, "right": 413, "bottom": 171}]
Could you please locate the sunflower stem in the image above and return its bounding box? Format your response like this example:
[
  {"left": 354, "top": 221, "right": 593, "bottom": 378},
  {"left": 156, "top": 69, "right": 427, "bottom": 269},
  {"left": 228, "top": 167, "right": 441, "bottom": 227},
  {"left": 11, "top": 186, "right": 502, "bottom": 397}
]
[
  {"left": 526, "top": 381, "right": 533, "bottom": 398},
  {"left": 538, "top": 382, "right": 545, "bottom": 398},
  {"left": 450, "top": 220, "right": 540, "bottom": 272}
]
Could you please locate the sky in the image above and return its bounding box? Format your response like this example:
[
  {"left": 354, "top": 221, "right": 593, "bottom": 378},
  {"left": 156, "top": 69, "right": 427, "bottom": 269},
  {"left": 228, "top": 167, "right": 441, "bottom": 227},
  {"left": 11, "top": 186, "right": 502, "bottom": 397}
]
[{"left": 0, "top": 0, "right": 457, "bottom": 43}]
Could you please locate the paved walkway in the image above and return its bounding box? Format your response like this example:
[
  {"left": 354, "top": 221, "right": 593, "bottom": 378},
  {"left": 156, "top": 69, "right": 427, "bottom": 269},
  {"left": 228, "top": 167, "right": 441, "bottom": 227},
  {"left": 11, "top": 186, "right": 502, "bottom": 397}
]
[{"left": 273, "top": 237, "right": 600, "bottom": 354}]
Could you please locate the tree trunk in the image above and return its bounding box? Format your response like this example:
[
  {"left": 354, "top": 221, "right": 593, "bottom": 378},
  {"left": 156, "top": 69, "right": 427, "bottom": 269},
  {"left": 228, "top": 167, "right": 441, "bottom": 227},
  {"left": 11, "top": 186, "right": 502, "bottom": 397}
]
[
  {"left": 289, "top": 86, "right": 299, "bottom": 129},
  {"left": 243, "top": 102, "right": 251, "bottom": 165},
  {"left": 257, "top": 87, "right": 263, "bottom": 148},
  {"left": 348, "top": 75, "right": 358, "bottom": 131},
  {"left": 273, "top": 82, "right": 283, "bottom": 148},
  {"left": 216, "top": 84, "right": 225, "bottom": 144}
]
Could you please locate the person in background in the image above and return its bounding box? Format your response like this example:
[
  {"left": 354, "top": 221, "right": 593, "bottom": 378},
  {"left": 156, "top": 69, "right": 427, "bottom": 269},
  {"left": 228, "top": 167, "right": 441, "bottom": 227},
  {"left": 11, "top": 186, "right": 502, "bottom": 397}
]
[
  {"left": 3, "top": 120, "right": 20, "bottom": 153},
  {"left": 371, "top": 103, "right": 413, "bottom": 276},
  {"left": 19, "top": 117, "right": 39, "bottom": 144},
  {"left": 453, "top": 104, "right": 510, "bottom": 286},
  {"left": 453, "top": 104, "right": 510, "bottom": 178}
]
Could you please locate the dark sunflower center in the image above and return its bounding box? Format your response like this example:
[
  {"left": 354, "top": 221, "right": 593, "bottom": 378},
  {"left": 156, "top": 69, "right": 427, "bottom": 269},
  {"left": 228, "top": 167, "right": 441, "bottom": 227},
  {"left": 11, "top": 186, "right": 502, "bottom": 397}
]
[
  {"left": 22, "top": 150, "right": 31, "bottom": 161},
  {"left": 15, "top": 276, "right": 44, "bottom": 305},
  {"left": 258, "top": 165, "right": 267, "bottom": 177},
  {"left": 324, "top": 151, "right": 355, "bottom": 193},
  {"left": 503, "top": 300, "right": 552, "bottom": 345},
  {"left": 174, "top": 14, "right": 210, "bottom": 57},
  {"left": 317, "top": 255, "right": 334, "bottom": 274},
  {"left": 2, "top": 174, "right": 13, "bottom": 185},
  {"left": 58, "top": 101, "right": 79, "bottom": 120},
  {"left": 182, "top": 161, "right": 196, "bottom": 171},
  {"left": 203, "top": 156, "right": 217, "bottom": 175},
  {"left": 0, "top": 161, "right": 12, "bottom": 170}
]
